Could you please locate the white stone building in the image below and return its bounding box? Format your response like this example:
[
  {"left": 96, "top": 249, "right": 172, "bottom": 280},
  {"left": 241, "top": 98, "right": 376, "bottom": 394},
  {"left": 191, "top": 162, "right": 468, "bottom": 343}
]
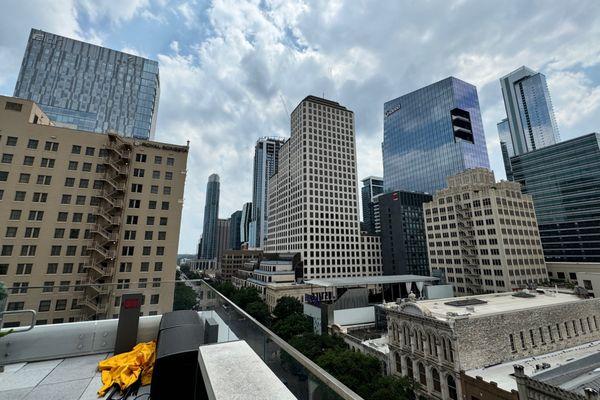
[{"left": 265, "top": 96, "right": 382, "bottom": 279}]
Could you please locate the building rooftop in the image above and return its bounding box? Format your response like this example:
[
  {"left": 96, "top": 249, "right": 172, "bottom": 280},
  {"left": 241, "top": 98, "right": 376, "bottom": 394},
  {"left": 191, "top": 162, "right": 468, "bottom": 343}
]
[
  {"left": 305, "top": 274, "right": 438, "bottom": 288},
  {"left": 465, "top": 340, "right": 600, "bottom": 393},
  {"left": 385, "top": 289, "right": 584, "bottom": 322}
]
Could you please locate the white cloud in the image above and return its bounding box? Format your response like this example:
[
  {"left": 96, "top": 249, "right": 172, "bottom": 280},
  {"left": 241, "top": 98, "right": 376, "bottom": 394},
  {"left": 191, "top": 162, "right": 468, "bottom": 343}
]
[
  {"left": 549, "top": 71, "right": 600, "bottom": 129},
  {"left": 78, "top": 0, "right": 151, "bottom": 24}
]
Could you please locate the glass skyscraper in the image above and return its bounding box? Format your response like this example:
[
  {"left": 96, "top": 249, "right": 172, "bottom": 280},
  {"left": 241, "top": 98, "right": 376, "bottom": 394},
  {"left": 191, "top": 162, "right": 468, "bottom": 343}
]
[
  {"left": 249, "top": 137, "right": 285, "bottom": 249},
  {"left": 14, "top": 29, "right": 159, "bottom": 140},
  {"left": 200, "top": 174, "right": 220, "bottom": 260},
  {"left": 382, "top": 77, "right": 490, "bottom": 194},
  {"left": 510, "top": 133, "right": 600, "bottom": 262},
  {"left": 360, "top": 176, "right": 383, "bottom": 234},
  {"left": 499, "top": 66, "right": 560, "bottom": 156}
]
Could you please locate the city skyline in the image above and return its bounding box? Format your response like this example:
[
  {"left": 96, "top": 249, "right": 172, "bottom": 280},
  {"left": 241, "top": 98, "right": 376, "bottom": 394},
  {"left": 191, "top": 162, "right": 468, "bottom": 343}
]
[{"left": 1, "top": 2, "right": 600, "bottom": 253}]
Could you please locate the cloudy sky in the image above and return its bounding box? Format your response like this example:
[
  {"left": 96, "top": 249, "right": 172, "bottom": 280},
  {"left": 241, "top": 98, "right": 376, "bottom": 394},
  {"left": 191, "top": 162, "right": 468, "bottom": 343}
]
[{"left": 1, "top": 0, "right": 600, "bottom": 253}]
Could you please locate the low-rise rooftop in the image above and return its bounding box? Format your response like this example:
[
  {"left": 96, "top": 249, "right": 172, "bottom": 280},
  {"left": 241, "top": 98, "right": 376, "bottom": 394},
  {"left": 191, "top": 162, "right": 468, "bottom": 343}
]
[
  {"left": 305, "top": 274, "right": 438, "bottom": 288},
  {"left": 466, "top": 340, "right": 600, "bottom": 393},
  {"left": 386, "top": 289, "right": 585, "bottom": 322}
]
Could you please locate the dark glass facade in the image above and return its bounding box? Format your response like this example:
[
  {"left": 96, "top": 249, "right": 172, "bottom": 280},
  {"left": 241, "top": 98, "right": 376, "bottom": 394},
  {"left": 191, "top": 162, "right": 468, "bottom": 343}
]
[
  {"left": 361, "top": 176, "right": 383, "bottom": 234},
  {"left": 229, "top": 210, "right": 243, "bottom": 250},
  {"left": 510, "top": 133, "right": 600, "bottom": 262},
  {"left": 378, "top": 190, "right": 432, "bottom": 276},
  {"left": 14, "top": 29, "right": 159, "bottom": 140},
  {"left": 200, "top": 174, "right": 220, "bottom": 259},
  {"left": 382, "top": 77, "right": 490, "bottom": 194}
]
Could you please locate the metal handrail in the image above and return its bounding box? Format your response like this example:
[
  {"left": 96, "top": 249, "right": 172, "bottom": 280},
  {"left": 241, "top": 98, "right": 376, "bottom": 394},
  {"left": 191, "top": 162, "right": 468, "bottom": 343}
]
[
  {"left": 0, "top": 310, "right": 36, "bottom": 333},
  {"left": 199, "top": 279, "right": 364, "bottom": 400}
]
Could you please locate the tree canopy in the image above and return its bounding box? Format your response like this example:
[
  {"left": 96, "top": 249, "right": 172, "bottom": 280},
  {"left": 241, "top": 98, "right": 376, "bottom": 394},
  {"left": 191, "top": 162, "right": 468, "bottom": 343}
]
[
  {"left": 273, "top": 296, "right": 303, "bottom": 320},
  {"left": 173, "top": 282, "right": 197, "bottom": 311},
  {"left": 272, "top": 313, "right": 313, "bottom": 340}
]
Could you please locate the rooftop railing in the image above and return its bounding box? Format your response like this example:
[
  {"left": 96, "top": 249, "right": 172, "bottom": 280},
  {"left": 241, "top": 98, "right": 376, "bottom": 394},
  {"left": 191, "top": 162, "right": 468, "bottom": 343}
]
[{"left": 0, "top": 278, "right": 363, "bottom": 400}]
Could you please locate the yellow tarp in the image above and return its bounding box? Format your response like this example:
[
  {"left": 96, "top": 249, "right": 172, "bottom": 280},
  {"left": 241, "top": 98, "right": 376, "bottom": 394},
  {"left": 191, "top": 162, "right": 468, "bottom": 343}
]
[{"left": 97, "top": 340, "right": 156, "bottom": 396}]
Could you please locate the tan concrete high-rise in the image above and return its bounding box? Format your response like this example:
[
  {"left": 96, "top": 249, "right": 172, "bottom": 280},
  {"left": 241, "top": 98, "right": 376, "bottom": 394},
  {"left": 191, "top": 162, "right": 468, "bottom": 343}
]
[
  {"left": 265, "top": 96, "right": 381, "bottom": 279},
  {"left": 424, "top": 168, "right": 547, "bottom": 296},
  {"left": 0, "top": 96, "right": 188, "bottom": 326}
]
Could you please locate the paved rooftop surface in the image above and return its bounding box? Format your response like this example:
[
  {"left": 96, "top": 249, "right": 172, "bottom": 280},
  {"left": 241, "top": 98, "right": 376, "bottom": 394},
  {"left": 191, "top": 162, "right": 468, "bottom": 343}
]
[
  {"left": 305, "top": 274, "right": 438, "bottom": 288},
  {"left": 466, "top": 340, "right": 600, "bottom": 393},
  {"left": 0, "top": 353, "right": 151, "bottom": 400},
  {"left": 387, "top": 290, "right": 584, "bottom": 321}
]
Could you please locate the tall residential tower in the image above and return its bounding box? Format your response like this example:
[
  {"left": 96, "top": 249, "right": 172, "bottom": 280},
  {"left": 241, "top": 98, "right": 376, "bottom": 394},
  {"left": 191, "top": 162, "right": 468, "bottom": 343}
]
[
  {"left": 14, "top": 29, "right": 160, "bottom": 140},
  {"left": 265, "top": 96, "right": 381, "bottom": 279},
  {"left": 249, "top": 137, "right": 285, "bottom": 249},
  {"left": 382, "top": 77, "right": 490, "bottom": 194},
  {"left": 200, "top": 174, "right": 220, "bottom": 259}
]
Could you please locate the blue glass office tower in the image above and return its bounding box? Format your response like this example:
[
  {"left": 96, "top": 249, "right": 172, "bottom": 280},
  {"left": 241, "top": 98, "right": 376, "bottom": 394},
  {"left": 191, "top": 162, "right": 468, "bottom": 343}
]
[
  {"left": 228, "top": 210, "right": 243, "bottom": 250},
  {"left": 14, "top": 29, "right": 159, "bottom": 140},
  {"left": 200, "top": 174, "right": 220, "bottom": 259},
  {"left": 383, "top": 77, "right": 490, "bottom": 194},
  {"left": 499, "top": 66, "right": 560, "bottom": 156},
  {"left": 510, "top": 133, "right": 600, "bottom": 262},
  {"left": 361, "top": 176, "right": 383, "bottom": 234}
]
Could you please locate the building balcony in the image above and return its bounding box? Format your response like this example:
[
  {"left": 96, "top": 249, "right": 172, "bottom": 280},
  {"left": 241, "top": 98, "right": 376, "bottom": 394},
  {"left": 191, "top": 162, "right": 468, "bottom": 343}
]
[{"left": 0, "top": 280, "right": 362, "bottom": 400}]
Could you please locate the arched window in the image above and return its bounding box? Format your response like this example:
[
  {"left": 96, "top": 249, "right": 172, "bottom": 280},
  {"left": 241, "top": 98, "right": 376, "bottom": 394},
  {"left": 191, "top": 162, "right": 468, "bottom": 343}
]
[
  {"left": 395, "top": 352, "right": 402, "bottom": 375},
  {"left": 406, "top": 356, "right": 413, "bottom": 380},
  {"left": 447, "top": 375, "right": 457, "bottom": 400},
  {"left": 432, "top": 368, "right": 441, "bottom": 392},
  {"left": 413, "top": 330, "right": 419, "bottom": 350},
  {"left": 427, "top": 333, "right": 433, "bottom": 355},
  {"left": 418, "top": 362, "right": 426, "bottom": 385},
  {"left": 448, "top": 340, "right": 454, "bottom": 362}
]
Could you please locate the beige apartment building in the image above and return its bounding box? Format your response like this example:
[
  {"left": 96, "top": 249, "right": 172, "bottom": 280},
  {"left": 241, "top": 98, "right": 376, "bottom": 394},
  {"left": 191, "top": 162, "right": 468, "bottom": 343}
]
[
  {"left": 424, "top": 168, "right": 547, "bottom": 296},
  {"left": 0, "top": 96, "right": 188, "bottom": 326}
]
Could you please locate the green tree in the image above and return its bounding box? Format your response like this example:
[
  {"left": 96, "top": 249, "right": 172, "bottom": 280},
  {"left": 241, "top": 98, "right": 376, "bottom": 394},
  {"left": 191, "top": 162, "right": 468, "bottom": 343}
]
[
  {"left": 232, "top": 287, "right": 262, "bottom": 309},
  {"left": 369, "top": 376, "right": 414, "bottom": 400},
  {"left": 272, "top": 313, "right": 313, "bottom": 340},
  {"left": 246, "top": 301, "right": 271, "bottom": 324},
  {"left": 288, "top": 333, "right": 347, "bottom": 360},
  {"left": 273, "top": 296, "right": 303, "bottom": 320},
  {"left": 214, "top": 281, "right": 236, "bottom": 299},
  {"left": 173, "top": 283, "right": 197, "bottom": 310}
]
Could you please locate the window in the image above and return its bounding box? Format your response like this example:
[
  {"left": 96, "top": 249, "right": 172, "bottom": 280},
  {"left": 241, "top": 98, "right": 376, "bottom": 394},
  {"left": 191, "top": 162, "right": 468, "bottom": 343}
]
[
  {"left": 68, "top": 161, "right": 78, "bottom": 170},
  {"left": 40, "top": 158, "right": 55, "bottom": 168},
  {"left": 150, "top": 294, "right": 160, "bottom": 304},
  {"left": 61, "top": 194, "right": 72, "bottom": 204},
  {"left": 44, "top": 141, "right": 59, "bottom": 151},
  {"left": 9, "top": 210, "right": 21, "bottom": 220},
  {"left": 28, "top": 210, "right": 44, "bottom": 221},
  {"left": 50, "top": 246, "right": 61, "bottom": 256},
  {"left": 158, "top": 231, "right": 166, "bottom": 240},
  {"left": 129, "top": 199, "right": 141, "bottom": 208},
  {"left": 151, "top": 185, "right": 159, "bottom": 194},
  {"left": 122, "top": 246, "right": 135, "bottom": 256},
  {"left": 447, "top": 375, "right": 457, "bottom": 400},
  {"left": 0, "top": 264, "right": 10, "bottom": 275},
  {"left": 165, "top": 172, "right": 173, "bottom": 180},
  {"left": 163, "top": 186, "right": 171, "bottom": 195},
  {"left": 154, "top": 156, "right": 162, "bottom": 164},
  {"left": 432, "top": 368, "right": 441, "bottom": 392},
  {"left": 63, "top": 263, "right": 73, "bottom": 274},
  {"left": 131, "top": 183, "right": 143, "bottom": 193},
  {"left": 14, "top": 191, "right": 26, "bottom": 201},
  {"left": 6, "top": 136, "right": 18, "bottom": 146},
  {"left": 75, "top": 195, "right": 86, "bottom": 205},
  {"left": 154, "top": 262, "right": 163, "bottom": 271},
  {"left": 55, "top": 299, "right": 67, "bottom": 311},
  {"left": 27, "top": 139, "right": 39, "bottom": 149},
  {"left": 23, "top": 156, "right": 34, "bottom": 166},
  {"left": 38, "top": 300, "right": 51, "bottom": 312},
  {"left": 0, "top": 171, "right": 7, "bottom": 181},
  {"left": 2, "top": 245, "right": 14, "bottom": 256},
  {"left": 5, "top": 227, "right": 17, "bottom": 237},
  {"left": 152, "top": 170, "right": 160, "bottom": 179},
  {"left": 32, "top": 192, "right": 47, "bottom": 202},
  {"left": 72, "top": 213, "right": 82, "bottom": 222},
  {"left": 79, "top": 179, "right": 89, "bottom": 189},
  {"left": 124, "top": 230, "right": 137, "bottom": 240},
  {"left": 141, "top": 262, "right": 149, "bottom": 272},
  {"left": 37, "top": 175, "right": 51, "bottom": 185},
  {"left": 85, "top": 147, "right": 95, "bottom": 156},
  {"left": 71, "top": 145, "right": 81, "bottom": 154},
  {"left": 418, "top": 363, "right": 426, "bottom": 385},
  {"left": 161, "top": 201, "right": 170, "bottom": 210},
  {"left": 57, "top": 212, "right": 68, "bottom": 222},
  {"left": 160, "top": 217, "right": 168, "bottom": 225},
  {"left": 7, "top": 302, "right": 25, "bottom": 311},
  {"left": 25, "top": 227, "right": 40, "bottom": 238},
  {"left": 59, "top": 281, "right": 70, "bottom": 292},
  {"left": 406, "top": 357, "right": 413, "bottom": 380},
  {"left": 69, "top": 229, "right": 80, "bottom": 239},
  {"left": 147, "top": 216, "right": 155, "bottom": 225},
  {"left": 143, "top": 246, "right": 151, "bottom": 256},
  {"left": 144, "top": 231, "right": 153, "bottom": 240},
  {"left": 119, "top": 262, "right": 132, "bottom": 272},
  {"left": 138, "top": 278, "right": 147, "bottom": 288},
  {"left": 1, "top": 153, "right": 13, "bottom": 164},
  {"left": 126, "top": 215, "right": 139, "bottom": 225},
  {"left": 65, "top": 177, "right": 75, "bottom": 187},
  {"left": 19, "top": 173, "right": 31, "bottom": 183},
  {"left": 16, "top": 263, "right": 32, "bottom": 274},
  {"left": 134, "top": 168, "right": 145, "bottom": 177},
  {"left": 167, "top": 157, "right": 174, "bottom": 166},
  {"left": 20, "top": 245, "right": 36, "bottom": 256},
  {"left": 135, "top": 154, "right": 147, "bottom": 162},
  {"left": 82, "top": 162, "right": 92, "bottom": 172},
  {"left": 156, "top": 247, "right": 165, "bottom": 256},
  {"left": 149, "top": 200, "right": 157, "bottom": 209}
]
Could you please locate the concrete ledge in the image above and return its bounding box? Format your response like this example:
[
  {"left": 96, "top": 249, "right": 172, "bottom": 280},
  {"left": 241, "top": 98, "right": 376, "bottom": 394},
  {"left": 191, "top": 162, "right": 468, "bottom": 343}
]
[{"left": 198, "top": 340, "right": 296, "bottom": 400}]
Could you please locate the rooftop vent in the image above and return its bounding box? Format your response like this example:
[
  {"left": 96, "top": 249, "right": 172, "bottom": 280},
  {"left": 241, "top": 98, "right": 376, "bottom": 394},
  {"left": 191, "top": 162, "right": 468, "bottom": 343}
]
[
  {"left": 512, "top": 291, "right": 536, "bottom": 298},
  {"left": 444, "top": 298, "right": 488, "bottom": 307}
]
